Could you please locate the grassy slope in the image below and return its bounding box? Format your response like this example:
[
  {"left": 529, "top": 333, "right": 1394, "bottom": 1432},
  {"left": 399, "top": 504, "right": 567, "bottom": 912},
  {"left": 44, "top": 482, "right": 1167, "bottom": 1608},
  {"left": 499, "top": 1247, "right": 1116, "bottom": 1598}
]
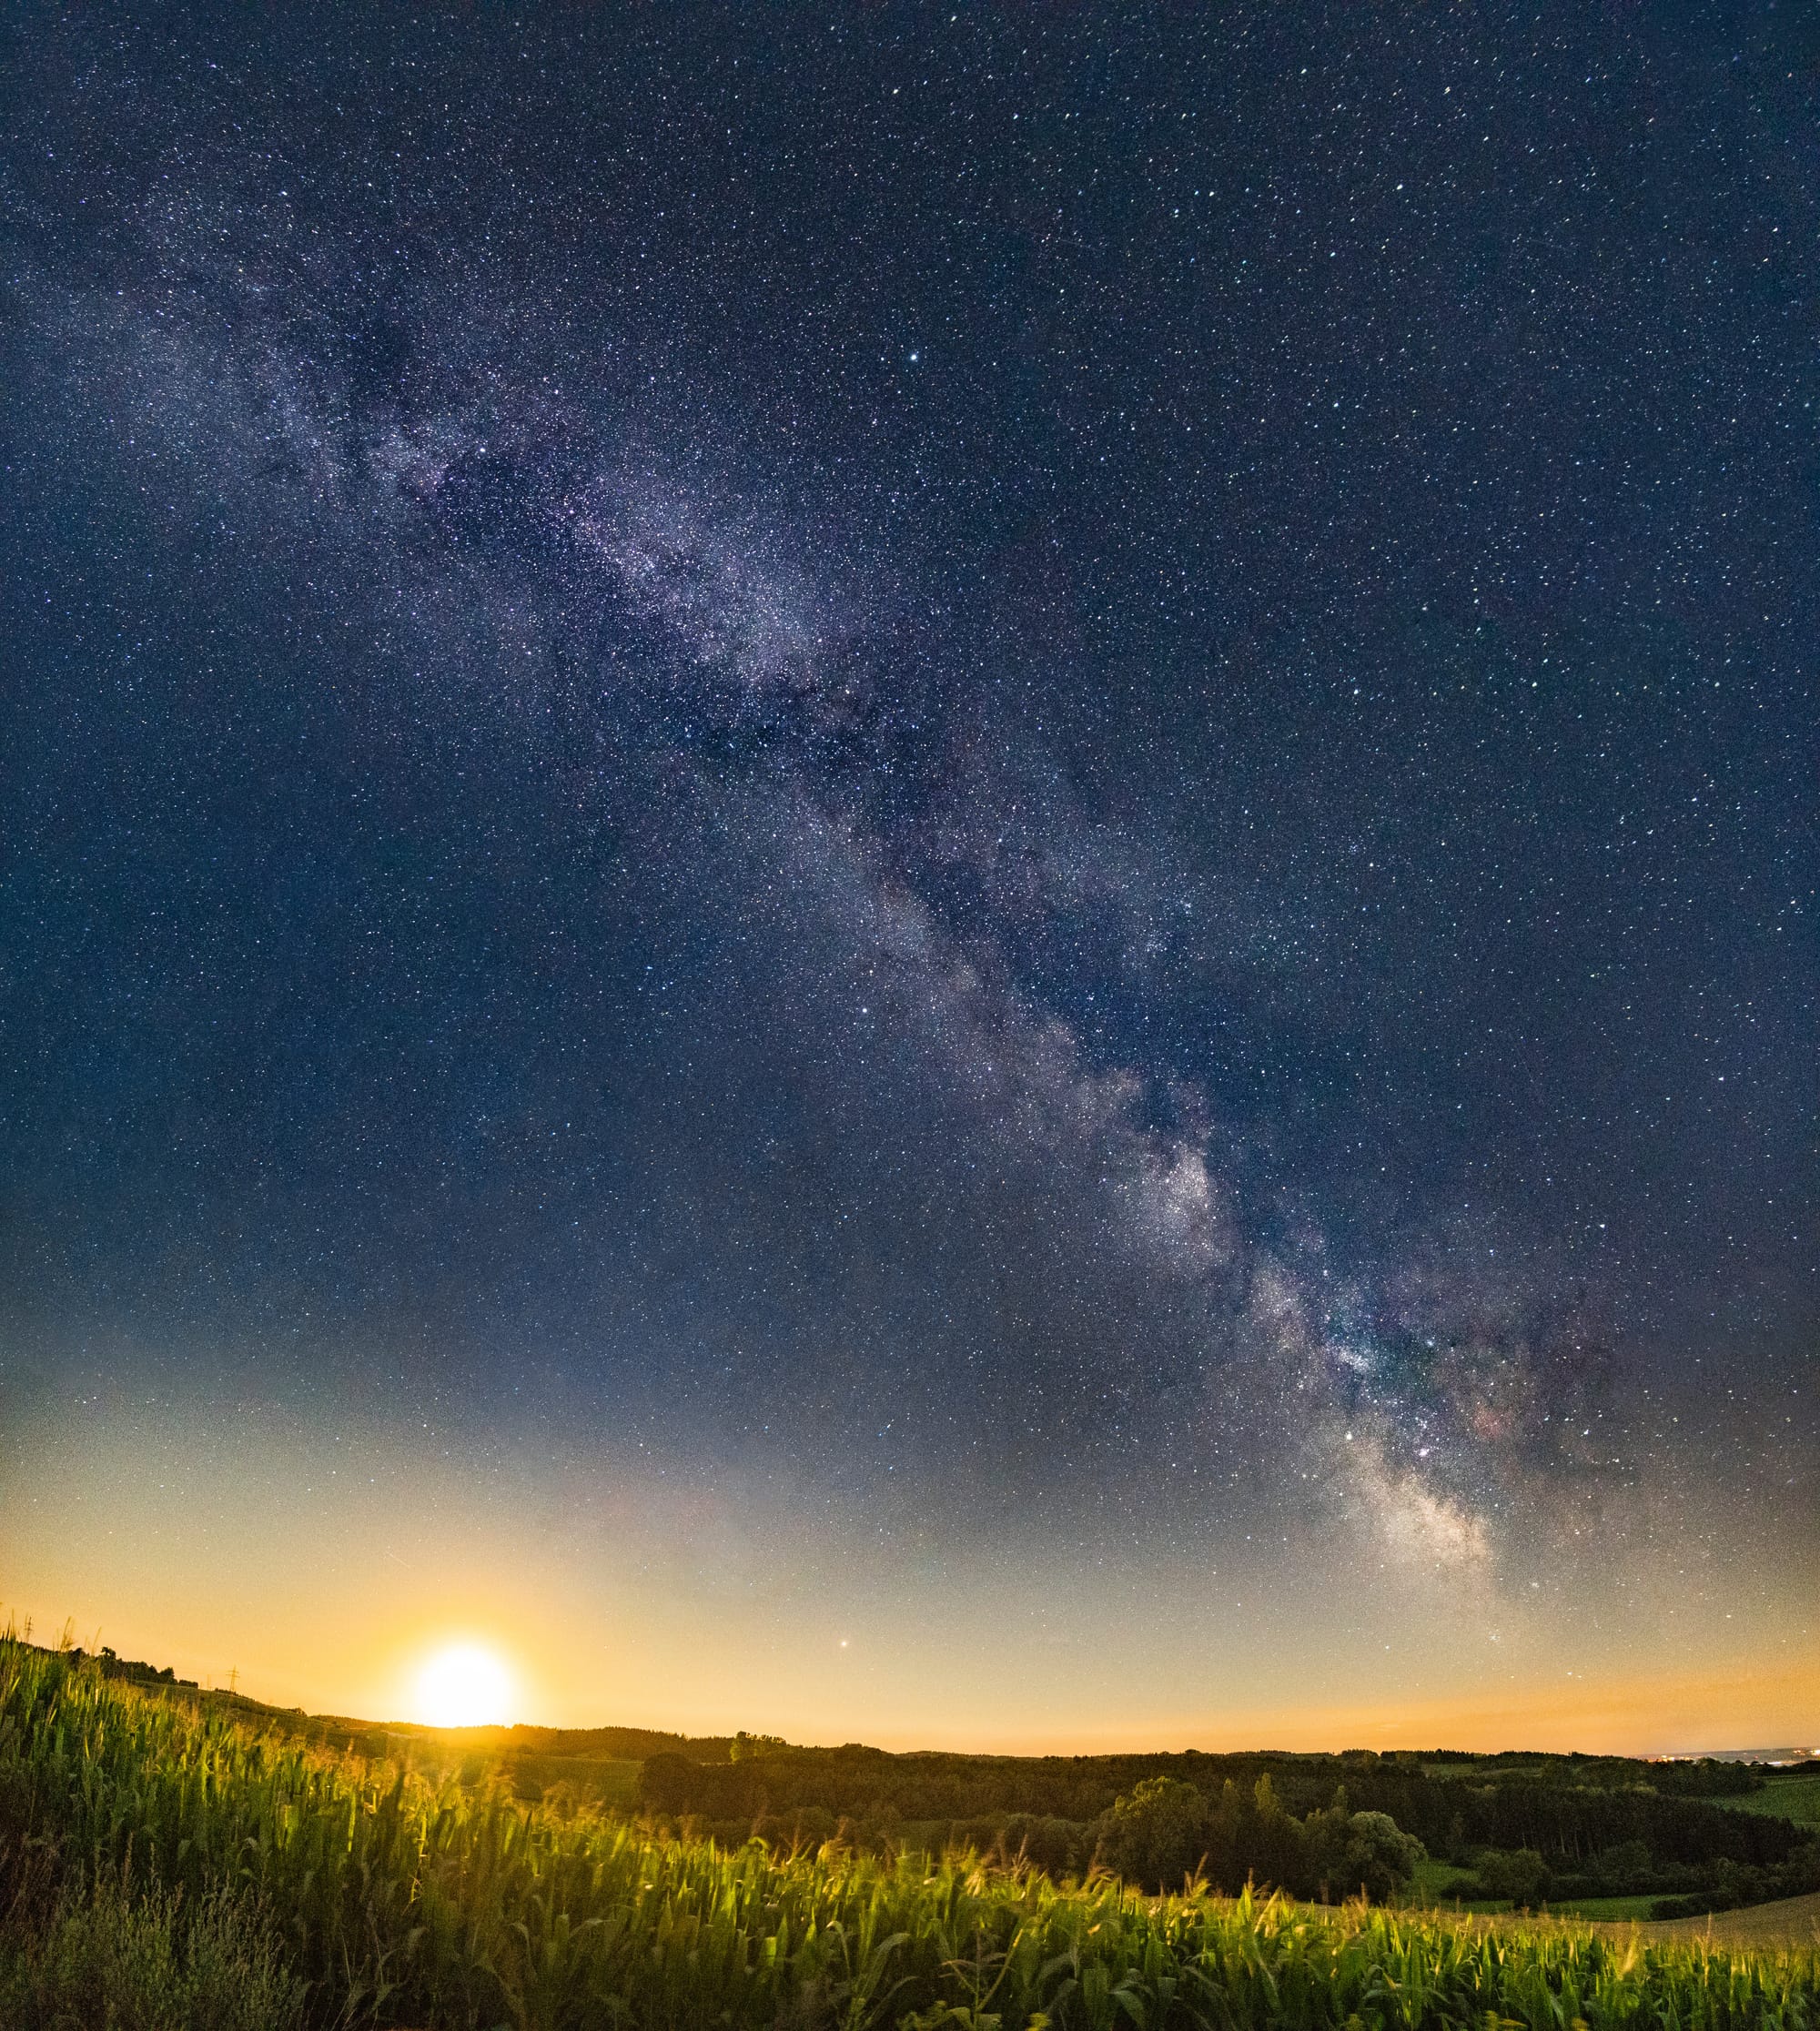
[
  {"left": 1722, "top": 1775, "right": 1820, "bottom": 1828},
  {"left": 1554, "top": 1895, "right": 1664, "bottom": 1922},
  {"left": 1643, "top": 1890, "right": 1820, "bottom": 1950},
  {"left": 1404, "top": 1895, "right": 1820, "bottom": 1952}
]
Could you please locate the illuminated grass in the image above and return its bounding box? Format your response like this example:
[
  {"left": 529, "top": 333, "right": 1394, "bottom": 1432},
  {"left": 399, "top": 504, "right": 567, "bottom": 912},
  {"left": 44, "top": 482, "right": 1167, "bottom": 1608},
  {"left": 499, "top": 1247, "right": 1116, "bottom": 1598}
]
[{"left": 1, "top": 1641, "right": 1815, "bottom": 2029}]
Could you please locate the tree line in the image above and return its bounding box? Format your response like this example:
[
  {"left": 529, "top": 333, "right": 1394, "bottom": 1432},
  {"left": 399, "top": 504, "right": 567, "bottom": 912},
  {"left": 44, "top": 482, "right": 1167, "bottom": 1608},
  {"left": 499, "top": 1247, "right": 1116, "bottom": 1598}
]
[{"left": 635, "top": 1743, "right": 1820, "bottom": 1913}]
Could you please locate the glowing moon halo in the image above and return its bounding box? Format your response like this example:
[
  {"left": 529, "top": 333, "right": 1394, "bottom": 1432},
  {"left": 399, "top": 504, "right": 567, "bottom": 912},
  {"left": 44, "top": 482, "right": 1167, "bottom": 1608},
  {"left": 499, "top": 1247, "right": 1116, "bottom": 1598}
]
[{"left": 414, "top": 1642, "right": 515, "bottom": 1728}]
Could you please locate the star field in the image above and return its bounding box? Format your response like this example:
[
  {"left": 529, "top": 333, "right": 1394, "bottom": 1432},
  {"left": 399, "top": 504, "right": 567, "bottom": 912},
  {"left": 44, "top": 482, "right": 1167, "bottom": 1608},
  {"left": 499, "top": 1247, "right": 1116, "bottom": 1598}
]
[{"left": 0, "top": 3, "right": 1813, "bottom": 1742}]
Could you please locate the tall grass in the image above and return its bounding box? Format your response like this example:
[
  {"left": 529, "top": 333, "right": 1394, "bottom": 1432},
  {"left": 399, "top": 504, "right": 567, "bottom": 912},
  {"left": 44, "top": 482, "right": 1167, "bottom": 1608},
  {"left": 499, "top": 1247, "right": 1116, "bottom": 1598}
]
[
  {"left": 0, "top": 1874, "right": 307, "bottom": 2030},
  {"left": 1, "top": 1639, "right": 1814, "bottom": 2030}
]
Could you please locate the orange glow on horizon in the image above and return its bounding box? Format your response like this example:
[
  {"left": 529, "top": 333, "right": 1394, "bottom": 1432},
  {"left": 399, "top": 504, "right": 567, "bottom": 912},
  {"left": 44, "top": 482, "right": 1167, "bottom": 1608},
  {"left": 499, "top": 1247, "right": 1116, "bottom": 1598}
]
[
  {"left": 985, "top": 1652, "right": 1820, "bottom": 1761},
  {"left": 10, "top": 1580, "right": 1809, "bottom": 1762},
  {"left": 5, "top": 1400, "right": 1812, "bottom": 1762}
]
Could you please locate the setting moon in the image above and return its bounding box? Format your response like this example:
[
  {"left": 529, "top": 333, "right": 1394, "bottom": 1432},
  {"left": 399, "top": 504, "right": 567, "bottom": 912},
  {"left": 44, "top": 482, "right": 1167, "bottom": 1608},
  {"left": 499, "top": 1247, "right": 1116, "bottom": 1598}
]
[{"left": 414, "top": 1644, "right": 515, "bottom": 1729}]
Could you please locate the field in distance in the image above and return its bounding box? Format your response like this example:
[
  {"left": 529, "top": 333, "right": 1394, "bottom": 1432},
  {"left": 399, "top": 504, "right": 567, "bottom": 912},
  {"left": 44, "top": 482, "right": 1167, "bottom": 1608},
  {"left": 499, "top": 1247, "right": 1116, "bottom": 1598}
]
[
  {"left": 1643, "top": 1888, "right": 1820, "bottom": 1949},
  {"left": 1719, "top": 1773, "right": 1820, "bottom": 1828}
]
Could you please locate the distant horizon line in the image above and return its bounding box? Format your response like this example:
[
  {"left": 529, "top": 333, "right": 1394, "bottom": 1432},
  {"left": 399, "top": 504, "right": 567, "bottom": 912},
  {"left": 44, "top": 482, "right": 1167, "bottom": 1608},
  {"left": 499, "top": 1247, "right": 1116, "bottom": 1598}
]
[{"left": 17, "top": 1632, "right": 1815, "bottom": 1769}]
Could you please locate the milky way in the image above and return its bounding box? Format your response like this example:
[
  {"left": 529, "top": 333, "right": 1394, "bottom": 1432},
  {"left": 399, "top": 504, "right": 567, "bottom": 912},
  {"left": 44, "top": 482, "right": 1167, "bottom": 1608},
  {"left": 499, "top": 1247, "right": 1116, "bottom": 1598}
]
[{"left": 1, "top": 4, "right": 1814, "bottom": 1740}]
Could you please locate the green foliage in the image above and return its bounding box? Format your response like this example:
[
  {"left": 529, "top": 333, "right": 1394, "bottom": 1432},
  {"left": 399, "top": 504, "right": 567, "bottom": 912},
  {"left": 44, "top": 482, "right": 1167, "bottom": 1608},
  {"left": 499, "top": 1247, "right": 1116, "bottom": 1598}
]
[
  {"left": 731, "top": 1731, "right": 790, "bottom": 1763},
  {"left": 1, "top": 1641, "right": 1817, "bottom": 2029},
  {"left": 1094, "top": 1777, "right": 1211, "bottom": 1892},
  {"left": 0, "top": 1877, "right": 305, "bottom": 2031},
  {"left": 1721, "top": 1777, "right": 1820, "bottom": 1830},
  {"left": 626, "top": 1735, "right": 1813, "bottom": 1911},
  {"left": 1320, "top": 1811, "right": 1427, "bottom": 1905},
  {"left": 1471, "top": 1848, "right": 1553, "bottom": 1909}
]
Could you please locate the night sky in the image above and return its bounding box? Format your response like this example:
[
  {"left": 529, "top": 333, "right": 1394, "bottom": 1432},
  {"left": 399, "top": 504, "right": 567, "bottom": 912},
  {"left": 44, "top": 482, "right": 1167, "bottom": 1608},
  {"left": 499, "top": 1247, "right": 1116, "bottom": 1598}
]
[{"left": 2, "top": 4, "right": 1815, "bottom": 1749}]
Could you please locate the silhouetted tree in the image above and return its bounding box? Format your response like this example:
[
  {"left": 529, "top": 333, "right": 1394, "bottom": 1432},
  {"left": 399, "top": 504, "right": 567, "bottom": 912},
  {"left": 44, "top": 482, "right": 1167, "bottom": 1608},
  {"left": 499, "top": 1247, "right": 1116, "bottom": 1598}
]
[{"left": 1093, "top": 1777, "right": 1208, "bottom": 1892}]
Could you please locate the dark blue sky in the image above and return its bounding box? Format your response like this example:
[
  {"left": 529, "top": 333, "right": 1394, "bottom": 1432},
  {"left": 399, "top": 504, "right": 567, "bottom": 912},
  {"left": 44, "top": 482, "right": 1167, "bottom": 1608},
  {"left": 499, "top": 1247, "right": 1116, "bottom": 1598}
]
[{"left": 0, "top": 2, "right": 1813, "bottom": 1741}]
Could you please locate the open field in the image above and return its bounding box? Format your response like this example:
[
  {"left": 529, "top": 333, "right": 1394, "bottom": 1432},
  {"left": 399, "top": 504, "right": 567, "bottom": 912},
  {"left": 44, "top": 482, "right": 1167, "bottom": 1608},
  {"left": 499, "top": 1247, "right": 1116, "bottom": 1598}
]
[
  {"left": 1643, "top": 1890, "right": 1820, "bottom": 1951},
  {"left": 1402, "top": 1871, "right": 1813, "bottom": 1938},
  {"left": 3, "top": 1642, "right": 1818, "bottom": 2028},
  {"left": 1721, "top": 1777, "right": 1820, "bottom": 1829},
  {"left": 1413, "top": 1895, "right": 1820, "bottom": 1955},
  {"left": 1554, "top": 1895, "right": 1665, "bottom": 1922}
]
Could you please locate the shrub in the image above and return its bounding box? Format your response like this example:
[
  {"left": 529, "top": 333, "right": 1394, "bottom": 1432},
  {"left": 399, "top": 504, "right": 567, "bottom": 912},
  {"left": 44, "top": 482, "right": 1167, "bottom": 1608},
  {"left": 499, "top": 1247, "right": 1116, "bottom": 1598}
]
[{"left": 1472, "top": 1845, "right": 1552, "bottom": 1907}]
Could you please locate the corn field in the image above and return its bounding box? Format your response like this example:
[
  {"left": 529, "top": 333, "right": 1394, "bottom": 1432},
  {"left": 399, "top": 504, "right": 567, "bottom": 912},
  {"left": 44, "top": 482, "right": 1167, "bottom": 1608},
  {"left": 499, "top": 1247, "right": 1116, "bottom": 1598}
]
[{"left": 1, "top": 1641, "right": 1814, "bottom": 2031}]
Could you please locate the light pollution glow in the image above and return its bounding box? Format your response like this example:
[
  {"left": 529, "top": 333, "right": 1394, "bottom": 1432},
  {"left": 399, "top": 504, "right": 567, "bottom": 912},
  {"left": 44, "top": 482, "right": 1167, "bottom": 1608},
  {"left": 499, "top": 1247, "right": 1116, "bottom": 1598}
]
[{"left": 4, "top": 1393, "right": 1812, "bottom": 1753}]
